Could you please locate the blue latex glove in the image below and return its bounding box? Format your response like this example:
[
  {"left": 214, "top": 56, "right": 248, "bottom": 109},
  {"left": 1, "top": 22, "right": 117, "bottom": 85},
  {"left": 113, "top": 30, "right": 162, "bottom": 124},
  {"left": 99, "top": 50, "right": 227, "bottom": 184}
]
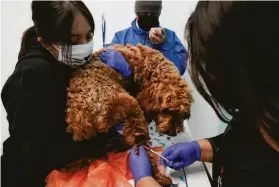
[
  {"left": 160, "top": 141, "right": 201, "bottom": 170},
  {"left": 130, "top": 146, "right": 152, "bottom": 184},
  {"left": 114, "top": 122, "right": 123, "bottom": 131},
  {"left": 99, "top": 49, "right": 132, "bottom": 77}
]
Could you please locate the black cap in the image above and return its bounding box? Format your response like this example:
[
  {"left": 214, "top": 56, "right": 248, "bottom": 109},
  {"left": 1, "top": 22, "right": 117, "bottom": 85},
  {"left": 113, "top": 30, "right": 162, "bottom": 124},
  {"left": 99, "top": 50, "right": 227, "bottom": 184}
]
[{"left": 135, "top": 0, "right": 162, "bottom": 13}]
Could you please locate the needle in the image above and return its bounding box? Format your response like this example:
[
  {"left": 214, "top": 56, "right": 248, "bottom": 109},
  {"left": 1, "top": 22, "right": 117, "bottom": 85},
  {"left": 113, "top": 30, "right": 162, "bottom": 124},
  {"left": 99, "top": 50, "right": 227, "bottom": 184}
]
[
  {"left": 142, "top": 145, "right": 173, "bottom": 164},
  {"left": 142, "top": 145, "right": 188, "bottom": 186}
]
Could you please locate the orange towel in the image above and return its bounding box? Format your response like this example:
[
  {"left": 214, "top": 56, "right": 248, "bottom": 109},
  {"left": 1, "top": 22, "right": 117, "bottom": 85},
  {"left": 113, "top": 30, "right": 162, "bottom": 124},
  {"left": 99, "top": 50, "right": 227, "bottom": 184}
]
[{"left": 46, "top": 147, "right": 164, "bottom": 187}]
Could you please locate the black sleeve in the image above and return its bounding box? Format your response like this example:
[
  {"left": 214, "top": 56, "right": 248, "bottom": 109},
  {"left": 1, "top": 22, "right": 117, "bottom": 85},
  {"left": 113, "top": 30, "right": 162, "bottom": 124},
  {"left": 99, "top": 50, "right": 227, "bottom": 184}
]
[
  {"left": 4, "top": 67, "right": 63, "bottom": 140},
  {"left": 206, "top": 133, "right": 224, "bottom": 161},
  {"left": 1, "top": 66, "right": 108, "bottom": 187},
  {"left": 207, "top": 133, "right": 224, "bottom": 150}
]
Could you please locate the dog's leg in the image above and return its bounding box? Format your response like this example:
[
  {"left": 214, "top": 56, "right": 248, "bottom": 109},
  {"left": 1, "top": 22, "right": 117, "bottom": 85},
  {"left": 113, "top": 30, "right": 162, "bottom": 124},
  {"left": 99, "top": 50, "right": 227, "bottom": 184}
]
[
  {"left": 147, "top": 150, "right": 172, "bottom": 186},
  {"left": 122, "top": 117, "right": 149, "bottom": 147},
  {"left": 123, "top": 116, "right": 172, "bottom": 186}
]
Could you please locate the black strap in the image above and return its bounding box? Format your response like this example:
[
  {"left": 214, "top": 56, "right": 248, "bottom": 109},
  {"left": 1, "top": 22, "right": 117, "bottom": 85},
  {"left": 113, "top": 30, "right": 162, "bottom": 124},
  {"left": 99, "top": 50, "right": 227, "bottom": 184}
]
[{"left": 202, "top": 162, "right": 213, "bottom": 186}]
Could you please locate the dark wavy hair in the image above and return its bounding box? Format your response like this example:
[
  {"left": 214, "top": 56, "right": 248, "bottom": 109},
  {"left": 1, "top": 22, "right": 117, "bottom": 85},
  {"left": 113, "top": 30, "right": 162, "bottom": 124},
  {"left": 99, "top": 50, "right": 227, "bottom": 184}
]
[
  {"left": 186, "top": 1, "right": 279, "bottom": 143},
  {"left": 19, "top": 0, "right": 95, "bottom": 59}
]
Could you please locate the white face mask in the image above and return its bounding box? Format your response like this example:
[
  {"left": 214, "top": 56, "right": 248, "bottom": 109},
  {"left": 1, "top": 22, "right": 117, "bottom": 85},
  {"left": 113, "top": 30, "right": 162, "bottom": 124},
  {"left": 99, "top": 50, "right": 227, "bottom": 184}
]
[{"left": 53, "top": 40, "right": 94, "bottom": 68}]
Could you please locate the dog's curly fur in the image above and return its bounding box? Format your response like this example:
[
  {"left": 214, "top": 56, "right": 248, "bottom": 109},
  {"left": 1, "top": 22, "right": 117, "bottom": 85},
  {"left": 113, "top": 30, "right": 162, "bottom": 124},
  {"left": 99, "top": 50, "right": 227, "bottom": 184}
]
[
  {"left": 106, "top": 44, "right": 193, "bottom": 136},
  {"left": 66, "top": 44, "right": 193, "bottom": 186},
  {"left": 66, "top": 58, "right": 148, "bottom": 145}
]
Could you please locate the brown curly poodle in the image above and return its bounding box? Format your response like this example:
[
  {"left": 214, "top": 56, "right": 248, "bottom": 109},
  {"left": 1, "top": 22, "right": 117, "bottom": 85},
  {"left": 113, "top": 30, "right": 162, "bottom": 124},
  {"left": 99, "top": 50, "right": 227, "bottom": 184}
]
[
  {"left": 66, "top": 58, "right": 147, "bottom": 144},
  {"left": 66, "top": 44, "right": 193, "bottom": 186},
  {"left": 106, "top": 44, "right": 193, "bottom": 136}
]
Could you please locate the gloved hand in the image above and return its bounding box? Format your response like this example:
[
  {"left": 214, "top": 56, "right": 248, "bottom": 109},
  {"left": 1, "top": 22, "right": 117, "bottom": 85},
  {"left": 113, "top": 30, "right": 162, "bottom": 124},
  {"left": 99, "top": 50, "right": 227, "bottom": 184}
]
[
  {"left": 114, "top": 122, "right": 124, "bottom": 132},
  {"left": 160, "top": 141, "right": 201, "bottom": 170},
  {"left": 130, "top": 146, "right": 152, "bottom": 184},
  {"left": 99, "top": 49, "right": 132, "bottom": 77}
]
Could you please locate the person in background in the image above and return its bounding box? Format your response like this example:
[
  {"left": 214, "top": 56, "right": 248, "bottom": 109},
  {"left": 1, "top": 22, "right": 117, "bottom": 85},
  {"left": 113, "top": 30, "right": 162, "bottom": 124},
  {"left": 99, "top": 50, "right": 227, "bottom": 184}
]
[
  {"left": 1, "top": 1, "right": 130, "bottom": 187},
  {"left": 130, "top": 1, "right": 279, "bottom": 187},
  {"left": 110, "top": 0, "right": 187, "bottom": 75}
]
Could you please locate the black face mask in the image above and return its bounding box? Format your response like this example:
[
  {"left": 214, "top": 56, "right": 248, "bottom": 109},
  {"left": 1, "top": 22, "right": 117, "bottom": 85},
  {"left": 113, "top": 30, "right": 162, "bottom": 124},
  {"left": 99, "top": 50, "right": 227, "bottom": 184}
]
[{"left": 137, "top": 15, "right": 159, "bottom": 31}]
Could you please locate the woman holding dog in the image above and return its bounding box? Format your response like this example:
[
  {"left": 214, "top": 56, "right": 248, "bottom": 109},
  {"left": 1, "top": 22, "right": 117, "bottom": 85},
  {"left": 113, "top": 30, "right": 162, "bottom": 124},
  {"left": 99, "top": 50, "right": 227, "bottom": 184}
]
[
  {"left": 131, "top": 1, "right": 279, "bottom": 187},
  {"left": 1, "top": 1, "right": 131, "bottom": 186}
]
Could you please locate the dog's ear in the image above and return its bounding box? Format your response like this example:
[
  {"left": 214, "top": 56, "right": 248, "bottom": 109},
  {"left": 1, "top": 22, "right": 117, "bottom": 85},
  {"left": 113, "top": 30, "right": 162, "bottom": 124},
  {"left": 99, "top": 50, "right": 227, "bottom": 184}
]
[
  {"left": 172, "top": 114, "right": 185, "bottom": 134},
  {"left": 155, "top": 113, "right": 173, "bottom": 135},
  {"left": 136, "top": 77, "right": 192, "bottom": 137}
]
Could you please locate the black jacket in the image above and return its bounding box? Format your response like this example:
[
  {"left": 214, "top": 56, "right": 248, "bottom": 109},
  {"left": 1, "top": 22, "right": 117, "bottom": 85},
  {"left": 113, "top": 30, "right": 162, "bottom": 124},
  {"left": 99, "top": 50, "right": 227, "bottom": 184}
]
[
  {"left": 208, "top": 116, "right": 279, "bottom": 187},
  {"left": 1, "top": 45, "right": 124, "bottom": 187}
]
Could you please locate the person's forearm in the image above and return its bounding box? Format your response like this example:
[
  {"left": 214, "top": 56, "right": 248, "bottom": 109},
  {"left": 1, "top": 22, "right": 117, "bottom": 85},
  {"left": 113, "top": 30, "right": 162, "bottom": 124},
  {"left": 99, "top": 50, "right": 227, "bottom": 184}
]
[
  {"left": 136, "top": 177, "right": 161, "bottom": 187},
  {"left": 197, "top": 139, "right": 214, "bottom": 162}
]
